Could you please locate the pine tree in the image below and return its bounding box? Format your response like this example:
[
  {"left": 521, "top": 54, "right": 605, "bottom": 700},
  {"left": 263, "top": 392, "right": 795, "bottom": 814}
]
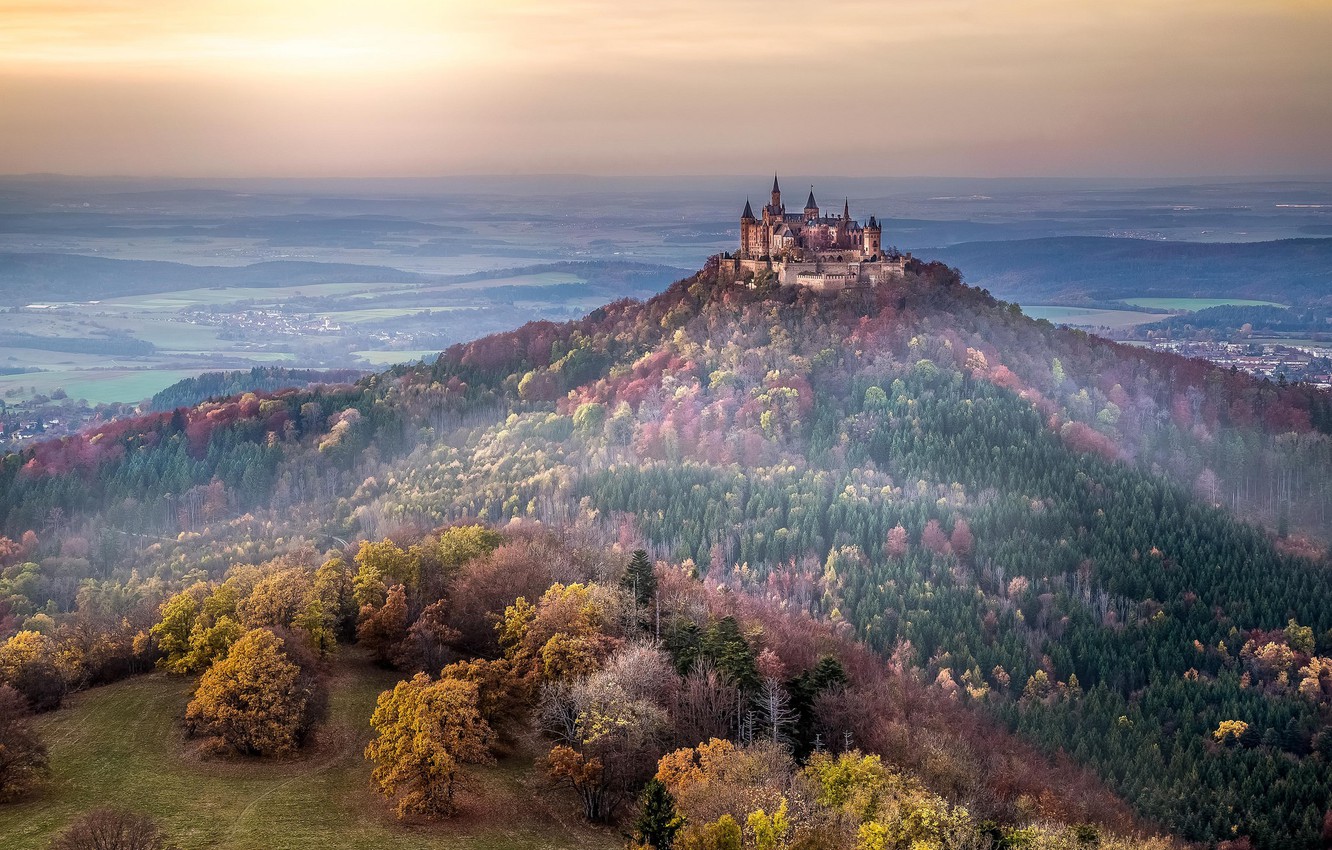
[
  {"left": 634, "top": 779, "right": 682, "bottom": 850},
  {"left": 622, "top": 549, "right": 657, "bottom": 609}
]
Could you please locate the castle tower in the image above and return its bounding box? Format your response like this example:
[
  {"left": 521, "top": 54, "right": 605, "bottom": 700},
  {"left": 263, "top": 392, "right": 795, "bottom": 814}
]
[
  {"left": 764, "top": 173, "right": 785, "bottom": 224},
  {"left": 740, "top": 198, "right": 756, "bottom": 258},
  {"left": 862, "top": 215, "right": 882, "bottom": 258},
  {"left": 803, "top": 187, "right": 819, "bottom": 221},
  {"left": 837, "top": 197, "right": 851, "bottom": 245}
]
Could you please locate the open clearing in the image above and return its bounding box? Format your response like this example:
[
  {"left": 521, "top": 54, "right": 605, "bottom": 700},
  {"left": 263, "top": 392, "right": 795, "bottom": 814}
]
[
  {"left": 1022, "top": 305, "right": 1163, "bottom": 328},
  {"left": 1121, "top": 297, "right": 1287, "bottom": 310},
  {"left": 0, "top": 654, "right": 619, "bottom": 850},
  {"left": 0, "top": 369, "right": 205, "bottom": 404}
]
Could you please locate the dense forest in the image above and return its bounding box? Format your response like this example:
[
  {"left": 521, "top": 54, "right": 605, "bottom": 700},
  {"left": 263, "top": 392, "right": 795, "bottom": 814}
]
[
  {"left": 1136, "top": 304, "right": 1332, "bottom": 338},
  {"left": 2, "top": 258, "right": 1332, "bottom": 847},
  {"left": 148, "top": 367, "right": 365, "bottom": 412}
]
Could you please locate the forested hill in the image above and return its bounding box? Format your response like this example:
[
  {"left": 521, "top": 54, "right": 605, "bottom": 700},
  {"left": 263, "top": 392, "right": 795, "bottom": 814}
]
[{"left": 3, "top": 258, "right": 1332, "bottom": 847}]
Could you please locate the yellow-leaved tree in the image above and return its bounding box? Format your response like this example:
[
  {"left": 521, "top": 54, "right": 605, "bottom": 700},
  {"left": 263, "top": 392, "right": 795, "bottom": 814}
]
[
  {"left": 364, "top": 673, "right": 494, "bottom": 818},
  {"left": 183, "top": 628, "right": 309, "bottom": 756}
]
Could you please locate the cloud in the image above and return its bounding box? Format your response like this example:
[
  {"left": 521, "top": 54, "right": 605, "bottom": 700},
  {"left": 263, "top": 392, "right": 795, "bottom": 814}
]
[{"left": 0, "top": 0, "right": 1329, "bottom": 175}]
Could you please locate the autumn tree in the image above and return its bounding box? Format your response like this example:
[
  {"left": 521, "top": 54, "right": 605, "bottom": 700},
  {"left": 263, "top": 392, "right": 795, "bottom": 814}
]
[
  {"left": 0, "top": 684, "right": 48, "bottom": 801},
  {"left": 364, "top": 673, "right": 494, "bottom": 818},
  {"left": 357, "top": 583, "right": 409, "bottom": 666},
  {"left": 542, "top": 643, "right": 673, "bottom": 821},
  {"left": 676, "top": 814, "right": 742, "bottom": 850},
  {"left": 183, "top": 628, "right": 313, "bottom": 756},
  {"left": 500, "top": 582, "right": 623, "bottom": 684},
  {"left": 884, "top": 525, "right": 909, "bottom": 559},
  {"left": 656, "top": 739, "right": 793, "bottom": 829},
  {"left": 355, "top": 540, "right": 417, "bottom": 596},
  {"left": 237, "top": 567, "right": 309, "bottom": 630},
  {"left": 0, "top": 629, "right": 67, "bottom": 711},
  {"left": 50, "top": 808, "right": 176, "bottom": 850},
  {"left": 395, "top": 599, "right": 460, "bottom": 672}
]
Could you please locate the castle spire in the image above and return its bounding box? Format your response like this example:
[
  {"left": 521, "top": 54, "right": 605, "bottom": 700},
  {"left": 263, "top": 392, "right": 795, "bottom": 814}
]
[
  {"left": 804, "top": 186, "right": 818, "bottom": 216},
  {"left": 741, "top": 198, "right": 755, "bottom": 220},
  {"left": 772, "top": 173, "right": 780, "bottom": 194},
  {"left": 843, "top": 197, "right": 850, "bottom": 220}
]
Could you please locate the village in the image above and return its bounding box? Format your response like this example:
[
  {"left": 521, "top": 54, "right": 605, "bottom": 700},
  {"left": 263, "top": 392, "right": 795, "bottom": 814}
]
[{"left": 1133, "top": 338, "right": 1332, "bottom": 388}]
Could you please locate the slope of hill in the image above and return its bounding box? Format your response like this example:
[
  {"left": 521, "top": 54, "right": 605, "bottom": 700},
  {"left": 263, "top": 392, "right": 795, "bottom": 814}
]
[
  {"left": 0, "top": 652, "right": 619, "bottom": 850},
  {"left": 925, "top": 236, "right": 1332, "bottom": 306},
  {"left": 2, "top": 259, "right": 1331, "bottom": 847}
]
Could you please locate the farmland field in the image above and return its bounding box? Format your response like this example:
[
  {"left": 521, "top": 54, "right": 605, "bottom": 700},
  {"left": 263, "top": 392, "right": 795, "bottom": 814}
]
[
  {"left": 1021, "top": 305, "right": 1163, "bottom": 328},
  {"left": 1122, "top": 297, "right": 1288, "bottom": 310},
  {"left": 0, "top": 369, "right": 204, "bottom": 404},
  {"left": 0, "top": 654, "right": 619, "bottom": 850},
  {"left": 97, "top": 281, "right": 421, "bottom": 310}
]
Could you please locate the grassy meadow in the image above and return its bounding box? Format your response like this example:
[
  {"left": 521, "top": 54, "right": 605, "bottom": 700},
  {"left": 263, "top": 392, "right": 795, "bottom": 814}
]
[
  {"left": 0, "top": 653, "right": 619, "bottom": 850},
  {"left": 0, "top": 369, "right": 206, "bottom": 405}
]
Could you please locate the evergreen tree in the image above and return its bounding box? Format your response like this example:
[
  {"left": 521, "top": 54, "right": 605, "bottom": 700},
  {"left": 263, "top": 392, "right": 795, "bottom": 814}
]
[
  {"left": 634, "top": 779, "right": 682, "bottom": 850},
  {"left": 622, "top": 549, "right": 657, "bottom": 609}
]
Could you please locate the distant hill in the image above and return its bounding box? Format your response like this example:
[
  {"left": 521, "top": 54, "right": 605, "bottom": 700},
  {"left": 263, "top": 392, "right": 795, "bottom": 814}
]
[
  {"left": 0, "top": 253, "right": 426, "bottom": 306},
  {"left": 925, "top": 236, "right": 1332, "bottom": 306}
]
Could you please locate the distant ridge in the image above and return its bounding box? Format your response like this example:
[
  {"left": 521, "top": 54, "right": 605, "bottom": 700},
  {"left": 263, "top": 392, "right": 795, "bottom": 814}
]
[
  {"left": 925, "top": 236, "right": 1332, "bottom": 305},
  {"left": 0, "top": 253, "right": 426, "bottom": 305}
]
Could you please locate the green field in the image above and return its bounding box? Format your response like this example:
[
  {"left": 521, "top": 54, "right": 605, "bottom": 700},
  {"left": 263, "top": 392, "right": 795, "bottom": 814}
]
[
  {"left": 0, "top": 369, "right": 205, "bottom": 404},
  {"left": 1121, "top": 297, "right": 1288, "bottom": 310},
  {"left": 98, "top": 281, "right": 422, "bottom": 311},
  {"left": 1022, "top": 305, "right": 1163, "bottom": 328},
  {"left": 0, "top": 655, "right": 618, "bottom": 850}
]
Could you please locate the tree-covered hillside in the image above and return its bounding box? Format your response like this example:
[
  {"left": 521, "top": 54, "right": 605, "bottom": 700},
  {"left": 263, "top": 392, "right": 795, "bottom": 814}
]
[{"left": 2, "top": 259, "right": 1331, "bottom": 847}]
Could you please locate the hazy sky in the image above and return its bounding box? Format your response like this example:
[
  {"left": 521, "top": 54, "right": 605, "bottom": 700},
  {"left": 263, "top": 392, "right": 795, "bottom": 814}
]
[{"left": 2, "top": 0, "right": 1330, "bottom": 178}]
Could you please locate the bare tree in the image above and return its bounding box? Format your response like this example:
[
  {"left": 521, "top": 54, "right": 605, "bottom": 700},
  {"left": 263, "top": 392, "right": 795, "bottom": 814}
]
[
  {"left": 754, "top": 677, "right": 796, "bottom": 748},
  {"left": 51, "top": 809, "right": 176, "bottom": 850},
  {"left": 672, "top": 660, "right": 740, "bottom": 747}
]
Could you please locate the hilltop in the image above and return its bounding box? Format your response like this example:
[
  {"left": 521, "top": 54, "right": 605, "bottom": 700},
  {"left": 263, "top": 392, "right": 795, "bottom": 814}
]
[{"left": 1, "top": 258, "right": 1331, "bottom": 848}]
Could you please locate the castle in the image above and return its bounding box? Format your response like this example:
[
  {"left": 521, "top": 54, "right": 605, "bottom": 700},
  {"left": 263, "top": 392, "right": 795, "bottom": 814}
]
[{"left": 719, "top": 175, "right": 907, "bottom": 290}]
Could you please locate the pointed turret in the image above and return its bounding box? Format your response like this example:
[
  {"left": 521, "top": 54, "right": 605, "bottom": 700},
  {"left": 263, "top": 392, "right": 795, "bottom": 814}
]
[
  {"left": 804, "top": 186, "right": 818, "bottom": 220},
  {"left": 742, "top": 198, "right": 755, "bottom": 220},
  {"left": 772, "top": 174, "right": 780, "bottom": 194},
  {"left": 769, "top": 174, "right": 782, "bottom": 212},
  {"left": 843, "top": 197, "right": 850, "bottom": 220},
  {"left": 863, "top": 214, "right": 882, "bottom": 258}
]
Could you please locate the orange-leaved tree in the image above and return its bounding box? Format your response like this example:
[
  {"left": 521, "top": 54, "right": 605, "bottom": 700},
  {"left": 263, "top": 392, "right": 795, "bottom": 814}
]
[
  {"left": 364, "top": 673, "right": 494, "bottom": 819},
  {"left": 183, "top": 628, "right": 311, "bottom": 756}
]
